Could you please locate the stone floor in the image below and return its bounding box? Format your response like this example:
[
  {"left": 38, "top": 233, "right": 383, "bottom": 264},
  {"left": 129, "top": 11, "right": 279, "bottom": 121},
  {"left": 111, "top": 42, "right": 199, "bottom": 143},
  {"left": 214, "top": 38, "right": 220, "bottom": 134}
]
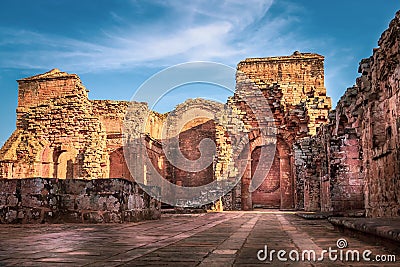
[{"left": 0, "top": 210, "right": 398, "bottom": 266}]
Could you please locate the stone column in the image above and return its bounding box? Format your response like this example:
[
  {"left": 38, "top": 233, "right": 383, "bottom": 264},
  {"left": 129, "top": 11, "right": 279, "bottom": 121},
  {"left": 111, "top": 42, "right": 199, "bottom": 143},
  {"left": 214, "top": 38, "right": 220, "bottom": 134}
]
[
  {"left": 280, "top": 154, "right": 294, "bottom": 210},
  {"left": 241, "top": 158, "right": 252, "bottom": 211}
]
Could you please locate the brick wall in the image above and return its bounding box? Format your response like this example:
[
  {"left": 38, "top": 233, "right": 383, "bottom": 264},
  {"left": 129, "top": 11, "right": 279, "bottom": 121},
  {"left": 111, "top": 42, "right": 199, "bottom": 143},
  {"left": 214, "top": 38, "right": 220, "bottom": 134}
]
[
  {"left": 174, "top": 118, "right": 216, "bottom": 187},
  {"left": 17, "top": 69, "right": 87, "bottom": 110}
]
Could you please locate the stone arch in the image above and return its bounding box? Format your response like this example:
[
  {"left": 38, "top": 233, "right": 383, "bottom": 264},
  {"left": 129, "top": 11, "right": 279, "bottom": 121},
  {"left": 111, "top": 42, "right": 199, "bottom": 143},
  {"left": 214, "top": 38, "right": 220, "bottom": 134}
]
[
  {"left": 165, "top": 98, "right": 223, "bottom": 138},
  {"left": 240, "top": 132, "right": 295, "bottom": 210},
  {"left": 250, "top": 144, "right": 281, "bottom": 208},
  {"left": 54, "top": 146, "right": 77, "bottom": 179}
]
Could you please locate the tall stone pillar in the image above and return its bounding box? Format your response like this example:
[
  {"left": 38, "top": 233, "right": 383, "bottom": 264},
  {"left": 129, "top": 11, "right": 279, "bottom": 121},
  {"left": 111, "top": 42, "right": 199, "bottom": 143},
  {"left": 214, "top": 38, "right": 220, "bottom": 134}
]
[
  {"left": 280, "top": 154, "right": 294, "bottom": 210},
  {"left": 241, "top": 158, "right": 252, "bottom": 211}
]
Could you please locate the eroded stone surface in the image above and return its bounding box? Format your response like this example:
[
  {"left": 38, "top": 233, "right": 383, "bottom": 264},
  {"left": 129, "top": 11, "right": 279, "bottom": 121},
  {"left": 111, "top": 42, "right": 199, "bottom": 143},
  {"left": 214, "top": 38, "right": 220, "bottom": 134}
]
[
  {"left": 294, "top": 11, "right": 400, "bottom": 217},
  {"left": 0, "top": 178, "right": 160, "bottom": 223}
]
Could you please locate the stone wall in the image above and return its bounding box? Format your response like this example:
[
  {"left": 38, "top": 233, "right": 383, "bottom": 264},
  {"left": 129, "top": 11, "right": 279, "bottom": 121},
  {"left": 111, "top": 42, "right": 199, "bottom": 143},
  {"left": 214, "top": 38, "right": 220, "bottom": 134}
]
[
  {"left": 175, "top": 118, "right": 216, "bottom": 187},
  {"left": 0, "top": 69, "right": 166, "bottom": 185},
  {"left": 1, "top": 69, "right": 109, "bottom": 179},
  {"left": 17, "top": 69, "right": 86, "bottom": 110},
  {"left": 236, "top": 52, "right": 331, "bottom": 135},
  {"left": 0, "top": 178, "right": 160, "bottom": 223},
  {"left": 294, "top": 10, "right": 400, "bottom": 217},
  {"left": 360, "top": 11, "right": 400, "bottom": 217}
]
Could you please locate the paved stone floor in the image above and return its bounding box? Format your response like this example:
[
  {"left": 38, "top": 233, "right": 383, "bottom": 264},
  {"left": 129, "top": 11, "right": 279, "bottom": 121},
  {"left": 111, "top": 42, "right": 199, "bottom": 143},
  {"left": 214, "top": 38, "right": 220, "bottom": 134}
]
[{"left": 0, "top": 211, "right": 398, "bottom": 266}]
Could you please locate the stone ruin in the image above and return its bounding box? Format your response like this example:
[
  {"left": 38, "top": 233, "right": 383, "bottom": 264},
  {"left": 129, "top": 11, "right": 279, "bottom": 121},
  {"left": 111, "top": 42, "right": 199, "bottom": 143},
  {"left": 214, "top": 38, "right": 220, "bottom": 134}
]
[
  {"left": 295, "top": 11, "right": 400, "bottom": 218},
  {"left": 0, "top": 10, "right": 399, "bottom": 223},
  {"left": 0, "top": 69, "right": 163, "bottom": 223}
]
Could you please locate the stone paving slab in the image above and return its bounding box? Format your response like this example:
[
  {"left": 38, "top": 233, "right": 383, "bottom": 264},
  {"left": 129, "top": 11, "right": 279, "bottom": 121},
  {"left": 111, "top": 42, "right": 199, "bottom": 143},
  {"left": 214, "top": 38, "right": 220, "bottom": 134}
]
[{"left": 0, "top": 211, "right": 398, "bottom": 266}]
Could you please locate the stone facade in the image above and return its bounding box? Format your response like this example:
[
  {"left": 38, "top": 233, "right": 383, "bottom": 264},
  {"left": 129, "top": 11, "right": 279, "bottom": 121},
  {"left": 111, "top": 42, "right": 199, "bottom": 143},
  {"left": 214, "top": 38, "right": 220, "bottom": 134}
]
[
  {"left": 0, "top": 69, "right": 165, "bottom": 223},
  {"left": 294, "top": 11, "right": 400, "bottom": 217}
]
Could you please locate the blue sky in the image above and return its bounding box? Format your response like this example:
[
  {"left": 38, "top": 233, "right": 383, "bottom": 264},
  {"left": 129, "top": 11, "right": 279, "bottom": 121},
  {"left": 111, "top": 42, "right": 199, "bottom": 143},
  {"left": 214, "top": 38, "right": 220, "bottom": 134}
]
[{"left": 0, "top": 0, "right": 399, "bottom": 146}]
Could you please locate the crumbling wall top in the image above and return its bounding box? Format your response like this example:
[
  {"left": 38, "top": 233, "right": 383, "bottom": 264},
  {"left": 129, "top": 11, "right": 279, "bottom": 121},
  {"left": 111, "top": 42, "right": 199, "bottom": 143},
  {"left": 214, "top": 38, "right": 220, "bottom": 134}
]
[
  {"left": 238, "top": 52, "right": 324, "bottom": 67},
  {"left": 17, "top": 68, "right": 78, "bottom": 82},
  {"left": 17, "top": 68, "right": 88, "bottom": 109}
]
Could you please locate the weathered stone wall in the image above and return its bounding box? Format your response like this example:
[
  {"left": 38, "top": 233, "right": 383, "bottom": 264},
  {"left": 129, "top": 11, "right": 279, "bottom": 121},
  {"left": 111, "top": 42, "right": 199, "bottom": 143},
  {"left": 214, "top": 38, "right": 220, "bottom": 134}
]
[
  {"left": 91, "top": 100, "right": 129, "bottom": 135},
  {"left": 0, "top": 178, "right": 160, "bottom": 223},
  {"left": 17, "top": 69, "right": 87, "bottom": 110},
  {"left": 0, "top": 69, "right": 166, "bottom": 185},
  {"left": 2, "top": 73, "right": 109, "bottom": 179},
  {"left": 175, "top": 118, "right": 216, "bottom": 187},
  {"left": 293, "top": 137, "right": 321, "bottom": 212},
  {"left": 360, "top": 11, "right": 400, "bottom": 217},
  {"left": 0, "top": 69, "right": 110, "bottom": 179},
  {"left": 236, "top": 52, "right": 331, "bottom": 135},
  {"left": 294, "top": 11, "right": 400, "bottom": 217}
]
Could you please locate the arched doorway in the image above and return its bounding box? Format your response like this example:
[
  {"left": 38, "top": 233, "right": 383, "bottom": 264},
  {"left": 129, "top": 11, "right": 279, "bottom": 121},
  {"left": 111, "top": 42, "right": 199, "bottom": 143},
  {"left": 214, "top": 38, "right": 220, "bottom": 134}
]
[
  {"left": 240, "top": 138, "right": 295, "bottom": 210},
  {"left": 55, "top": 150, "right": 76, "bottom": 179},
  {"left": 251, "top": 145, "right": 281, "bottom": 208}
]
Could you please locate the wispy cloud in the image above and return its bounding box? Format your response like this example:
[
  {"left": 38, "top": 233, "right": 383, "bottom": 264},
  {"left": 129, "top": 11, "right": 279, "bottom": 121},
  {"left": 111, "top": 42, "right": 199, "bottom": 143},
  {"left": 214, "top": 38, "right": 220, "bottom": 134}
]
[{"left": 0, "top": 0, "right": 314, "bottom": 73}]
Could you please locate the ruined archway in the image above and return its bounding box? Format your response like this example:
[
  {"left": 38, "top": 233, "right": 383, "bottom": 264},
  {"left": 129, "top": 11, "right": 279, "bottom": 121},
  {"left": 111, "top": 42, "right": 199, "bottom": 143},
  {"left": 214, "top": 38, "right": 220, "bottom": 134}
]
[
  {"left": 251, "top": 145, "right": 281, "bottom": 208},
  {"left": 55, "top": 151, "right": 75, "bottom": 179},
  {"left": 161, "top": 98, "right": 221, "bottom": 188},
  {"left": 239, "top": 135, "right": 295, "bottom": 210}
]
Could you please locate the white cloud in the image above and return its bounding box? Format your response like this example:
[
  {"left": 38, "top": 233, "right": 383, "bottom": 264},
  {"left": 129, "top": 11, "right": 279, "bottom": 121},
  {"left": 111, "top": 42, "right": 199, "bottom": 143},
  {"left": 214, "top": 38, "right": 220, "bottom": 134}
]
[{"left": 0, "top": 0, "right": 313, "bottom": 73}]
